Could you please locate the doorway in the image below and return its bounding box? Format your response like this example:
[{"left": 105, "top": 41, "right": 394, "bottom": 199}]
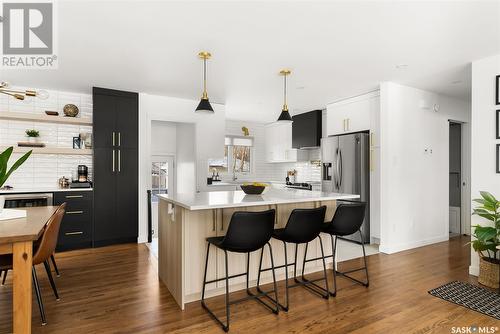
[
  {"left": 449, "top": 122, "right": 462, "bottom": 237},
  {"left": 148, "top": 155, "right": 175, "bottom": 258}
]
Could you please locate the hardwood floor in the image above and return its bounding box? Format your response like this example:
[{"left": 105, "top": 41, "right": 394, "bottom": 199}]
[{"left": 0, "top": 236, "right": 496, "bottom": 333}]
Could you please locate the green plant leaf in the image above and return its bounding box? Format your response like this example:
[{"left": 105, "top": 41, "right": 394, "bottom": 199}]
[
  {"left": 473, "top": 226, "right": 497, "bottom": 241},
  {"left": 0, "top": 146, "right": 14, "bottom": 180},
  {"left": 480, "top": 191, "right": 497, "bottom": 205},
  {"left": 0, "top": 149, "right": 32, "bottom": 187}
]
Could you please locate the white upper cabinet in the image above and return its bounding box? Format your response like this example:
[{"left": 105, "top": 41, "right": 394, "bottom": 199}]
[
  {"left": 326, "top": 91, "right": 380, "bottom": 136},
  {"left": 264, "top": 122, "right": 298, "bottom": 163}
]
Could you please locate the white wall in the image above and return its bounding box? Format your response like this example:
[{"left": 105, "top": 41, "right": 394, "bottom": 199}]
[
  {"left": 175, "top": 123, "right": 196, "bottom": 194},
  {"left": 0, "top": 88, "right": 93, "bottom": 190},
  {"left": 469, "top": 54, "right": 500, "bottom": 276},
  {"left": 138, "top": 93, "right": 225, "bottom": 242},
  {"left": 151, "top": 121, "right": 177, "bottom": 155},
  {"left": 379, "top": 82, "right": 470, "bottom": 254}
]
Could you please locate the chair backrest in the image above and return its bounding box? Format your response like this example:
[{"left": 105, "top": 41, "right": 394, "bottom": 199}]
[
  {"left": 283, "top": 206, "right": 326, "bottom": 243},
  {"left": 33, "top": 203, "right": 66, "bottom": 265},
  {"left": 326, "top": 202, "right": 366, "bottom": 236},
  {"left": 221, "top": 209, "right": 275, "bottom": 253}
]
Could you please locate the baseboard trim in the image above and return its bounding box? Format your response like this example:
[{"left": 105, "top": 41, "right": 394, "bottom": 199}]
[
  {"left": 379, "top": 235, "right": 449, "bottom": 254},
  {"left": 469, "top": 265, "right": 479, "bottom": 276}
]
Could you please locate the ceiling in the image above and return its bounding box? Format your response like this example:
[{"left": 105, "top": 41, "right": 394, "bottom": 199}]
[{"left": 3, "top": 1, "right": 499, "bottom": 122}]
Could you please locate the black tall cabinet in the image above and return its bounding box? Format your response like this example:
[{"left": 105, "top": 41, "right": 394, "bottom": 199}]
[{"left": 93, "top": 87, "right": 139, "bottom": 246}]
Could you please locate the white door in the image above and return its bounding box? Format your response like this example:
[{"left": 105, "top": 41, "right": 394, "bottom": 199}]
[
  {"left": 151, "top": 155, "right": 175, "bottom": 238},
  {"left": 449, "top": 207, "right": 461, "bottom": 234}
]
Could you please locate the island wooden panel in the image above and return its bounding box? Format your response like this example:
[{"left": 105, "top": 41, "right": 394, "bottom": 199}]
[{"left": 158, "top": 199, "right": 338, "bottom": 309}]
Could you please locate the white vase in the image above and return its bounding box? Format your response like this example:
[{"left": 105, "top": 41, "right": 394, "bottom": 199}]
[{"left": 0, "top": 195, "right": 5, "bottom": 215}]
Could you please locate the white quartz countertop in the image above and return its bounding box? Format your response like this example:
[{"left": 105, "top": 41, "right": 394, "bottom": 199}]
[
  {"left": 0, "top": 187, "right": 93, "bottom": 195},
  {"left": 158, "top": 188, "right": 359, "bottom": 210}
]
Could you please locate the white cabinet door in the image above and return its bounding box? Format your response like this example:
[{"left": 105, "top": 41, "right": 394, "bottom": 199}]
[
  {"left": 265, "top": 122, "right": 296, "bottom": 163},
  {"left": 326, "top": 92, "right": 379, "bottom": 136}
]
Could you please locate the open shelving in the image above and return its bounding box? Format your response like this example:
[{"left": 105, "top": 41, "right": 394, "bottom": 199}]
[
  {"left": 0, "top": 111, "right": 92, "bottom": 126},
  {"left": 0, "top": 146, "right": 92, "bottom": 155}
]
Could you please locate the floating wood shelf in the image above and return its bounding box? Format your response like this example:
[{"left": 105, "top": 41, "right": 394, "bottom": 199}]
[
  {"left": 1, "top": 146, "right": 92, "bottom": 155},
  {"left": 0, "top": 111, "right": 92, "bottom": 126}
]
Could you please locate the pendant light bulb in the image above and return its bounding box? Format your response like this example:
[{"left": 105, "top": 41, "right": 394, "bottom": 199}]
[
  {"left": 195, "top": 51, "right": 214, "bottom": 113},
  {"left": 277, "top": 69, "right": 293, "bottom": 122}
]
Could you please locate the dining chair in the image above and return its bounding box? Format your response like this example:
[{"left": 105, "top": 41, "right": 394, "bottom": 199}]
[{"left": 0, "top": 203, "right": 66, "bottom": 325}]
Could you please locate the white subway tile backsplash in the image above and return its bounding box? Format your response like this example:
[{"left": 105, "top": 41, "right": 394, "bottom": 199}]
[{"left": 0, "top": 87, "right": 93, "bottom": 190}]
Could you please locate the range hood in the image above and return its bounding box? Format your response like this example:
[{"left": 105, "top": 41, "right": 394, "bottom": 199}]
[{"left": 292, "top": 110, "right": 322, "bottom": 149}]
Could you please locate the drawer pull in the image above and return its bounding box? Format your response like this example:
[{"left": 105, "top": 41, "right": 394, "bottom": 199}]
[
  {"left": 66, "top": 210, "right": 84, "bottom": 215},
  {"left": 65, "top": 195, "right": 83, "bottom": 199},
  {"left": 65, "top": 231, "right": 83, "bottom": 236}
]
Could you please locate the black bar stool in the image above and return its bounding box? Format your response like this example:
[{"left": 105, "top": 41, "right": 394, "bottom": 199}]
[
  {"left": 201, "top": 209, "right": 279, "bottom": 332},
  {"left": 302, "top": 201, "right": 369, "bottom": 296},
  {"left": 257, "top": 206, "right": 328, "bottom": 311}
]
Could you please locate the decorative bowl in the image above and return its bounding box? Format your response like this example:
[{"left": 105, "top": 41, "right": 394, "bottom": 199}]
[
  {"left": 63, "top": 104, "right": 79, "bottom": 117},
  {"left": 240, "top": 183, "right": 267, "bottom": 195}
]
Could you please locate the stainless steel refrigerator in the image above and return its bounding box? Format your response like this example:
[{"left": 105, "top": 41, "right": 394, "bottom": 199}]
[{"left": 321, "top": 132, "right": 370, "bottom": 243}]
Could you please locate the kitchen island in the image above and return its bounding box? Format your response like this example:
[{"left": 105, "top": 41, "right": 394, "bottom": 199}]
[{"left": 157, "top": 188, "right": 359, "bottom": 309}]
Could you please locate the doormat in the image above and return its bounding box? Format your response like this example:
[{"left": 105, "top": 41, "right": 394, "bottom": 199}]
[{"left": 428, "top": 281, "right": 499, "bottom": 320}]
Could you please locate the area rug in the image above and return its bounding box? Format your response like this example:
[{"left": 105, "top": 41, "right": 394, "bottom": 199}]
[{"left": 428, "top": 281, "right": 500, "bottom": 320}]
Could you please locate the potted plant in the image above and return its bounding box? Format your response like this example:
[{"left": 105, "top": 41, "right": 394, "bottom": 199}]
[
  {"left": 471, "top": 191, "right": 500, "bottom": 289},
  {"left": 0, "top": 147, "right": 32, "bottom": 214},
  {"left": 25, "top": 129, "right": 40, "bottom": 143}
]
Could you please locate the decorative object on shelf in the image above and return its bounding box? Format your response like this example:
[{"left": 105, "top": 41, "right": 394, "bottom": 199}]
[
  {"left": 17, "top": 142, "right": 45, "bottom": 148},
  {"left": 0, "top": 81, "right": 49, "bottom": 100},
  {"left": 73, "top": 137, "right": 81, "bottom": 149},
  {"left": 63, "top": 103, "right": 79, "bottom": 117},
  {"left": 25, "top": 129, "right": 40, "bottom": 143},
  {"left": 496, "top": 75, "right": 500, "bottom": 105},
  {"left": 45, "top": 111, "right": 59, "bottom": 116},
  {"left": 58, "top": 176, "right": 70, "bottom": 188},
  {"left": 79, "top": 132, "right": 92, "bottom": 149},
  {"left": 240, "top": 182, "right": 268, "bottom": 195},
  {"left": 195, "top": 51, "right": 214, "bottom": 113},
  {"left": 277, "top": 69, "right": 293, "bottom": 122},
  {"left": 242, "top": 126, "right": 249, "bottom": 136},
  {"left": 471, "top": 191, "right": 499, "bottom": 289},
  {"left": 0, "top": 146, "right": 32, "bottom": 214}
]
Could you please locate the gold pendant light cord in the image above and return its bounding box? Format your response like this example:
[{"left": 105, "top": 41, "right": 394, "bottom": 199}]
[
  {"left": 202, "top": 58, "right": 208, "bottom": 99},
  {"left": 283, "top": 73, "right": 288, "bottom": 111}
]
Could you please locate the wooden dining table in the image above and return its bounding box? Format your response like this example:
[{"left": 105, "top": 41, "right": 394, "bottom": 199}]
[{"left": 0, "top": 206, "right": 58, "bottom": 334}]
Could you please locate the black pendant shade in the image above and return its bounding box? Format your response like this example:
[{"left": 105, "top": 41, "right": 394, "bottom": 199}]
[
  {"left": 277, "top": 109, "right": 292, "bottom": 122},
  {"left": 195, "top": 97, "right": 214, "bottom": 113}
]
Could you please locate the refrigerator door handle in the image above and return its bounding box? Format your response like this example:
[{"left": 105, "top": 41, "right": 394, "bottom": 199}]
[
  {"left": 338, "top": 149, "right": 343, "bottom": 189},
  {"left": 334, "top": 149, "right": 340, "bottom": 190}
]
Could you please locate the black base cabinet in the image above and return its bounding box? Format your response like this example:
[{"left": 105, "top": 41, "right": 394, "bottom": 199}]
[
  {"left": 93, "top": 87, "right": 139, "bottom": 247},
  {"left": 54, "top": 191, "right": 93, "bottom": 251}
]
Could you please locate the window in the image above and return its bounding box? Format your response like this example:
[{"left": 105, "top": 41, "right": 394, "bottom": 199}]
[{"left": 208, "top": 136, "right": 253, "bottom": 174}]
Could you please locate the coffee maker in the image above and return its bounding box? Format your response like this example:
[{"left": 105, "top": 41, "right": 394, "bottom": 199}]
[
  {"left": 78, "top": 165, "right": 88, "bottom": 182},
  {"left": 70, "top": 165, "right": 92, "bottom": 188}
]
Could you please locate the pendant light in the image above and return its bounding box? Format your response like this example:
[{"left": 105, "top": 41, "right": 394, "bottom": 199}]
[
  {"left": 195, "top": 51, "right": 214, "bottom": 113},
  {"left": 0, "top": 81, "right": 49, "bottom": 100},
  {"left": 277, "top": 69, "right": 293, "bottom": 122}
]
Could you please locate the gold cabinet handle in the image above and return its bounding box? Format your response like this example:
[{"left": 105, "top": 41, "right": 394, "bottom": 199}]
[
  {"left": 66, "top": 210, "right": 84, "bottom": 214},
  {"left": 112, "top": 149, "right": 115, "bottom": 172},
  {"left": 65, "top": 231, "right": 83, "bottom": 236},
  {"left": 118, "top": 149, "right": 121, "bottom": 172},
  {"left": 65, "top": 195, "right": 83, "bottom": 199},
  {"left": 118, "top": 132, "right": 121, "bottom": 146},
  {"left": 370, "top": 149, "right": 374, "bottom": 172},
  {"left": 112, "top": 132, "right": 115, "bottom": 147}
]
